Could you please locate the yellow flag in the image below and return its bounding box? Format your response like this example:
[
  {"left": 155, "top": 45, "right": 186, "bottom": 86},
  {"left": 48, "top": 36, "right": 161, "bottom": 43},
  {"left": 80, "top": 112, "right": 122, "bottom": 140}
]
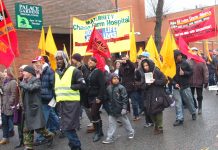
[
  {"left": 45, "top": 26, "right": 57, "bottom": 55},
  {"left": 160, "top": 30, "right": 176, "bottom": 78},
  {"left": 45, "top": 26, "right": 57, "bottom": 70},
  {"left": 130, "top": 25, "right": 137, "bottom": 63},
  {"left": 171, "top": 34, "right": 178, "bottom": 50},
  {"left": 204, "top": 40, "right": 212, "bottom": 61},
  {"left": 145, "top": 35, "right": 162, "bottom": 69},
  {"left": 137, "top": 47, "right": 143, "bottom": 56},
  {"left": 38, "top": 27, "right": 46, "bottom": 55},
  {"left": 63, "top": 44, "right": 69, "bottom": 58}
]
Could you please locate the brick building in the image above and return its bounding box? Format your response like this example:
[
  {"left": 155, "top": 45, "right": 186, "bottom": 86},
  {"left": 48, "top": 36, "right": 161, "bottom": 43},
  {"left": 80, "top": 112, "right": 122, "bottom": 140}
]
[{"left": 3, "top": 0, "right": 218, "bottom": 70}]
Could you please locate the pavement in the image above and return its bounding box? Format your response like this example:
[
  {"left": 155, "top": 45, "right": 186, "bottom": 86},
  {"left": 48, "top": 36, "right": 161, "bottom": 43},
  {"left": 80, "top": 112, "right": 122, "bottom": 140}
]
[{"left": 1, "top": 90, "right": 218, "bottom": 150}]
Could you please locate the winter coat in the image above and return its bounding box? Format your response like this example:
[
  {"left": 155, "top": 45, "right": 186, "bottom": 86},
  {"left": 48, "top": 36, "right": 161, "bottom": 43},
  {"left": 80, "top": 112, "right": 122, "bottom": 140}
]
[
  {"left": 1, "top": 79, "right": 18, "bottom": 116},
  {"left": 40, "top": 65, "right": 54, "bottom": 104},
  {"left": 188, "top": 59, "right": 209, "bottom": 87},
  {"left": 86, "top": 67, "right": 106, "bottom": 101},
  {"left": 55, "top": 66, "right": 85, "bottom": 130},
  {"left": 141, "top": 59, "right": 168, "bottom": 115},
  {"left": 20, "top": 77, "right": 46, "bottom": 130},
  {"left": 119, "top": 60, "right": 135, "bottom": 93},
  {"left": 105, "top": 84, "right": 128, "bottom": 117},
  {"left": 173, "top": 59, "right": 193, "bottom": 89}
]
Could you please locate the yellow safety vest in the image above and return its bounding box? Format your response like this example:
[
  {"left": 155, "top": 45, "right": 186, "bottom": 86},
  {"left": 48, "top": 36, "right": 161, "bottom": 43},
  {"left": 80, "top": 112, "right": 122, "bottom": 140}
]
[{"left": 54, "top": 66, "right": 80, "bottom": 102}]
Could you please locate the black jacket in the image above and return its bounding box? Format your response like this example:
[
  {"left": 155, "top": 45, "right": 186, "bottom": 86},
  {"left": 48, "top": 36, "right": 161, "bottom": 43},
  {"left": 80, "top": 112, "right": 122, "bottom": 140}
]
[
  {"left": 86, "top": 67, "right": 106, "bottom": 101},
  {"left": 173, "top": 59, "right": 193, "bottom": 89},
  {"left": 119, "top": 60, "right": 135, "bottom": 93},
  {"left": 141, "top": 59, "right": 168, "bottom": 115},
  {"left": 105, "top": 84, "right": 128, "bottom": 117}
]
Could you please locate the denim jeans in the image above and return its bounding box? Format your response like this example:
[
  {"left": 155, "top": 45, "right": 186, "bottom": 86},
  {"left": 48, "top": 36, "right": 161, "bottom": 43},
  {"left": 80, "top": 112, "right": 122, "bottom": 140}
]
[
  {"left": 36, "top": 104, "right": 60, "bottom": 141},
  {"left": 64, "top": 129, "right": 81, "bottom": 149},
  {"left": 1, "top": 113, "right": 13, "bottom": 139},
  {"left": 130, "top": 91, "right": 144, "bottom": 117},
  {"left": 173, "top": 88, "right": 196, "bottom": 121}
]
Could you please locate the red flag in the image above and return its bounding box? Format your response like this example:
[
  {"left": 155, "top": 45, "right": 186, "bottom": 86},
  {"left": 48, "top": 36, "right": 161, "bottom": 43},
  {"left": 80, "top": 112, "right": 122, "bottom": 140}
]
[
  {"left": 93, "top": 53, "right": 106, "bottom": 72},
  {"left": 86, "top": 27, "right": 111, "bottom": 58},
  {"left": 0, "top": 37, "right": 14, "bottom": 67},
  {"left": 177, "top": 37, "right": 205, "bottom": 63},
  {"left": 0, "top": 1, "right": 19, "bottom": 57}
]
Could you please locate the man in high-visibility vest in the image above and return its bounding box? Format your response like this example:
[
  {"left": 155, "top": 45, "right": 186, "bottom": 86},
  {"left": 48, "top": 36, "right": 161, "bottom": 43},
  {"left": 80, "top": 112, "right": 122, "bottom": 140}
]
[{"left": 54, "top": 51, "right": 85, "bottom": 150}]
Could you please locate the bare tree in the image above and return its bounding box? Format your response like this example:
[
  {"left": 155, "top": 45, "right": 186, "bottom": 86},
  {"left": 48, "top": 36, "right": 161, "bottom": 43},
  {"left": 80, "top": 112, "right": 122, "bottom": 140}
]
[{"left": 154, "top": 0, "right": 164, "bottom": 51}]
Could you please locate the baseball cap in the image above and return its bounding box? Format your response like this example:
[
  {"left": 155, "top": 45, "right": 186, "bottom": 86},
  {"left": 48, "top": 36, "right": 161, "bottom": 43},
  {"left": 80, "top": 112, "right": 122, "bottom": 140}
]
[
  {"left": 191, "top": 47, "right": 199, "bottom": 51},
  {"left": 141, "top": 52, "right": 150, "bottom": 58},
  {"left": 32, "top": 56, "right": 44, "bottom": 63}
]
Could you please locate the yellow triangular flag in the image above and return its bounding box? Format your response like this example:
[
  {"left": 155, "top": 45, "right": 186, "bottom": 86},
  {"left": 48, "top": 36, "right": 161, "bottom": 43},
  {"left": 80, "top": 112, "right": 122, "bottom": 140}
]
[
  {"left": 171, "top": 34, "right": 178, "bottom": 50},
  {"left": 137, "top": 47, "right": 143, "bottom": 56},
  {"left": 45, "top": 26, "right": 57, "bottom": 70},
  {"left": 145, "top": 35, "right": 162, "bottom": 69},
  {"left": 63, "top": 44, "right": 69, "bottom": 57},
  {"left": 130, "top": 25, "right": 137, "bottom": 63},
  {"left": 38, "top": 26, "right": 46, "bottom": 55},
  {"left": 160, "top": 30, "right": 176, "bottom": 78},
  {"left": 45, "top": 26, "right": 57, "bottom": 55},
  {"left": 204, "top": 40, "right": 212, "bottom": 61}
]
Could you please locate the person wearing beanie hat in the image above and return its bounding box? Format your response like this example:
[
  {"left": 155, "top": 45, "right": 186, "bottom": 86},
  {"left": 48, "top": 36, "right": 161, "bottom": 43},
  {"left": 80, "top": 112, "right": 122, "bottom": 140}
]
[
  {"left": 172, "top": 50, "right": 197, "bottom": 126},
  {"left": 102, "top": 72, "right": 134, "bottom": 144},
  {"left": 23, "top": 66, "right": 36, "bottom": 76},
  {"left": 19, "top": 65, "right": 54, "bottom": 150}
]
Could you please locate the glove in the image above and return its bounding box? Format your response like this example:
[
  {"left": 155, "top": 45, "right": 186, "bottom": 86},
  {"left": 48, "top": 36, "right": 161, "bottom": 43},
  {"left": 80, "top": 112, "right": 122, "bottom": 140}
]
[
  {"left": 204, "top": 83, "right": 208, "bottom": 89},
  {"left": 121, "top": 109, "right": 127, "bottom": 115}
]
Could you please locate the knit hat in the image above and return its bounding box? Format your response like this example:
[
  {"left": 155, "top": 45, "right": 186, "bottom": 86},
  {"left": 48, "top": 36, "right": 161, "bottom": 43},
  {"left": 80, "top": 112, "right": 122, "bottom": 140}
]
[
  {"left": 89, "top": 56, "right": 97, "bottom": 63},
  {"left": 110, "top": 73, "right": 119, "bottom": 81},
  {"left": 72, "top": 53, "right": 82, "bottom": 62},
  {"left": 23, "top": 66, "right": 36, "bottom": 76}
]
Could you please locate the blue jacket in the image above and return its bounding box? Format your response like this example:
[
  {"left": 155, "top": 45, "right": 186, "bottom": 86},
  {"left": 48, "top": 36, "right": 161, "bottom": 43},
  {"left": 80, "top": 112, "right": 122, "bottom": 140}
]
[{"left": 40, "top": 66, "right": 54, "bottom": 104}]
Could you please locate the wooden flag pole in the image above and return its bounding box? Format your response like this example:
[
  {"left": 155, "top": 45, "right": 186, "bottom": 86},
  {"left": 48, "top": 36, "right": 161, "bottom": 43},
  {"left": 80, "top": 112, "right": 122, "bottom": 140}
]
[{"left": 0, "top": 0, "right": 20, "bottom": 85}]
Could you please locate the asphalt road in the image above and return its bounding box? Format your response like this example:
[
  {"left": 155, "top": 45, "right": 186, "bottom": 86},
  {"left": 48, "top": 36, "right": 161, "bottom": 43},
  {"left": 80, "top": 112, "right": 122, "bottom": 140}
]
[{"left": 1, "top": 90, "right": 218, "bottom": 150}]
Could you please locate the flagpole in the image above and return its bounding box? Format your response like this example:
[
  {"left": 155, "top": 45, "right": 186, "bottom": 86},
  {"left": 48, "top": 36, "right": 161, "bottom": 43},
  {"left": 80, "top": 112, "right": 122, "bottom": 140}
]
[
  {"left": 0, "top": 0, "right": 20, "bottom": 94},
  {"left": 70, "top": 15, "right": 72, "bottom": 61}
]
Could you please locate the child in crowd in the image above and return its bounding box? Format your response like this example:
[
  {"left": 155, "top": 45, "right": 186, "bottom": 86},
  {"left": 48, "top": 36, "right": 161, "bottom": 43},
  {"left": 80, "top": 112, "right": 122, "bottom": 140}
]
[{"left": 102, "top": 73, "right": 134, "bottom": 144}]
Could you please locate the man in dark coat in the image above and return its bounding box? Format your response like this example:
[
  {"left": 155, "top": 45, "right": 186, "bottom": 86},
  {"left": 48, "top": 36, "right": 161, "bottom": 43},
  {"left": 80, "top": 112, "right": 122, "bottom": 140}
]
[
  {"left": 54, "top": 51, "right": 85, "bottom": 150},
  {"left": 20, "top": 66, "right": 54, "bottom": 150},
  {"left": 188, "top": 47, "right": 209, "bottom": 114},
  {"left": 172, "top": 50, "right": 197, "bottom": 126}
]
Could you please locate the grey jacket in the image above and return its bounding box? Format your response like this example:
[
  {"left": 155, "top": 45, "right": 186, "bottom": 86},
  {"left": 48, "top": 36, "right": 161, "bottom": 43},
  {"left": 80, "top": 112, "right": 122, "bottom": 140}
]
[
  {"left": 1, "top": 79, "right": 18, "bottom": 116},
  {"left": 20, "top": 76, "right": 45, "bottom": 130}
]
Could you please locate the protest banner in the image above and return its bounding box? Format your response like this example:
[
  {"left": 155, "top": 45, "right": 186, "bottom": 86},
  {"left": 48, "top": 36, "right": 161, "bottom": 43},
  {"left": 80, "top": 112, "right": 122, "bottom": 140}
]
[
  {"left": 72, "top": 10, "right": 130, "bottom": 55},
  {"left": 169, "top": 7, "right": 216, "bottom": 42}
]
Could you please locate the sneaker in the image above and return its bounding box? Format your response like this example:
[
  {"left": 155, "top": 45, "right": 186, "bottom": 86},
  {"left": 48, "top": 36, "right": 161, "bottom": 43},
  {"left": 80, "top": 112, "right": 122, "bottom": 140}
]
[
  {"left": 198, "top": 109, "right": 202, "bottom": 115},
  {"left": 173, "top": 120, "right": 183, "bottom": 126},
  {"left": 144, "top": 123, "right": 153, "bottom": 128},
  {"left": 128, "top": 132, "right": 135, "bottom": 139},
  {"left": 192, "top": 114, "right": 197, "bottom": 120},
  {"left": 102, "top": 138, "right": 114, "bottom": 144},
  {"left": 87, "top": 123, "right": 93, "bottom": 127}
]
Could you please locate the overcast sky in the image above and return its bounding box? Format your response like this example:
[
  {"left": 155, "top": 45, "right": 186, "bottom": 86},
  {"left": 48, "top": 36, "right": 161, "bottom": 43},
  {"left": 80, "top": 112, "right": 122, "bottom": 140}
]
[{"left": 146, "top": 0, "right": 216, "bottom": 17}]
